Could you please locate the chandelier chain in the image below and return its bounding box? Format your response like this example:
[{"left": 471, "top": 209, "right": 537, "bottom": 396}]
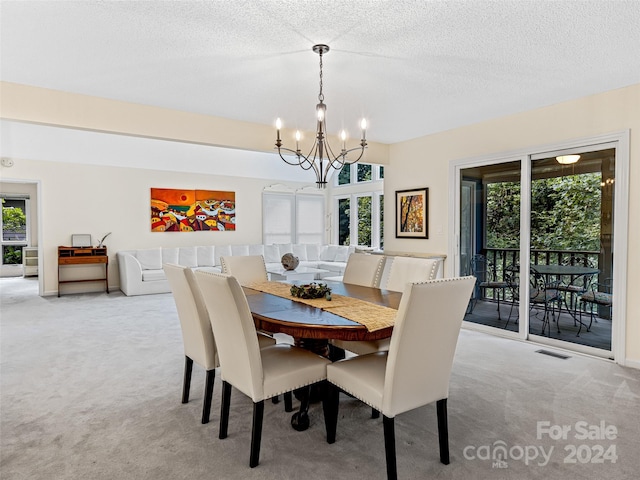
[{"left": 318, "top": 51, "right": 324, "bottom": 102}]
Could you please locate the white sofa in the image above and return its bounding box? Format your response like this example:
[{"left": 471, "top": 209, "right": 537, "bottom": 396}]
[{"left": 117, "top": 243, "right": 356, "bottom": 296}]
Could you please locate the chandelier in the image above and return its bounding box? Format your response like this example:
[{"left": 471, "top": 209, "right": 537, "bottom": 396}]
[{"left": 275, "top": 44, "right": 367, "bottom": 188}]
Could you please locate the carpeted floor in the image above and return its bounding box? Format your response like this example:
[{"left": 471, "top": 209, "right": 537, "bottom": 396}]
[{"left": 1, "top": 276, "right": 639, "bottom": 479}]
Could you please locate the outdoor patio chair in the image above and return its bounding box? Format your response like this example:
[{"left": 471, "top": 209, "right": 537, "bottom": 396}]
[
  {"left": 470, "top": 254, "right": 509, "bottom": 321},
  {"left": 530, "top": 267, "right": 562, "bottom": 336},
  {"left": 579, "top": 278, "right": 612, "bottom": 336}
]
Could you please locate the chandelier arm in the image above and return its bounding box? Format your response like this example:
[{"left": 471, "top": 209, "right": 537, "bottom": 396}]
[{"left": 340, "top": 143, "right": 368, "bottom": 165}]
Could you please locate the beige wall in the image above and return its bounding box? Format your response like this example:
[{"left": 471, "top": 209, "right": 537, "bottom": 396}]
[
  {"left": 385, "top": 83, "right": 639, "bottom": 365},
  {"left": 1, "top": 159, "right": 308, "bottom": 295},
  {"left": 1, "top": 81, "right": 638, "bottom": 364}
]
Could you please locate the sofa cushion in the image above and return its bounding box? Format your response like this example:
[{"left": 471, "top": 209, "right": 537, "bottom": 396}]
[
  {"left": 197, "top": 246, "right": 215, "bottom": 267},
  {"left": 334, "top": 245, "right": 350, "bottom": 262},
  {"left": 136, "top": 248, "right": 162, "bottom": 270},
  {"left": 179, "top": 247, "right": 198, "bottom": 268},
  {"left": 264, "top": 244, "right": 280, "bottom": 263},
  {"left": 162, "top": 247, "right": 179, "bottom": 265},
  {"left": 275, "top": 243, "right": 293, "bottom": 256},
  {"left": 231, "top": 244, "right": 250, "bottom": 256},
  {"left": 304, "top": 244, "right": 321, "bottom": 261},
  {"left": 317, "top": 261, "right": 348, "bottom": 274},
  {"left": 292, "top": 244, "right": 308, "bottom": 261},
  {"left": 215, "top": 245, "right": 232, "bottom": 266},
  {"left": 248, "top": 244, "right": 265, "bottom": 256},
  {"left": 142, "top": 269, "right": 166, "bottom": 282},
  {"left": 320, "top": 245, "right": 339, "bottom": 261}
]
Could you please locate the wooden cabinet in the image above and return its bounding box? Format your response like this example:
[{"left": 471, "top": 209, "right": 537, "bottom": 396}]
[
  {"left": 57, "top": 246, "right": 109, "bottom": 297},
  {"left": 22, "top": 247, "right": 38, "bottom": 277}
]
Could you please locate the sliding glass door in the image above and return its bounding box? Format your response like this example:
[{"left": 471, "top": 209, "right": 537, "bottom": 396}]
[
  {"left": 454, "top": 137, "right": 626, "bottom": 359},
  {"left": 527, "top": 147, "right": 615, "bottom": 351}
]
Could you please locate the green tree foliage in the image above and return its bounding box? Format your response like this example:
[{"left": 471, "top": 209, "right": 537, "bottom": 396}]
[
  {"left": 2, "top": 201, "right": 27, "bottom": 234},
  {"left": 486, "top": 173, "right": 601, "bottom": 251},
  {"left": 2, "top": 200, "right": 27, "bottom": 264}
]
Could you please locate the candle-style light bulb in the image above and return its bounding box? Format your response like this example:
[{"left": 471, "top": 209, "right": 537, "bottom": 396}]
[
  {"left": 340, "top": 130, "right": 347, "bottom": 149},
  {"left": 295, "top": 130, "right": 301, "bottom": 149},
  {"left": 360, "top": 118, "right": 367, "bottom": 140},
  {"left": 276, "top": 118, "right": 282, "bottom": 141}
]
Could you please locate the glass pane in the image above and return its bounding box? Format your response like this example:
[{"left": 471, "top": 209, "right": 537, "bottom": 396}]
[
  {"left": 461, "top": 161, "right": 521, "bottom": 331},
  {"left": 338, "top": 198, "right": 350, "bottom": 245},
  {"left": 357, "top": 164, "right": 372, "bottom": 182},
  {"left": 296, "top": 195, "right": 324, "bottom": 244},
  {"left": 357, "top": 196, "right": 372, "bottom": 246},
  {"left": 379, "top": 194, "right": 384, "bottom": 250},
  {"left": 2, "top": 199, "right": 27, "bottom": 242},
  {"left": 528, "top": 148, "right": 614, "bottom": 351},
  {"left": 2, "top": 245, "right": 23, "bottom": 265},
  {"left": 379, "top": 166, "right": 384, "bottom": 179},
  {"left": 338, "top": 165, "right": 351, "bottom": 185}
]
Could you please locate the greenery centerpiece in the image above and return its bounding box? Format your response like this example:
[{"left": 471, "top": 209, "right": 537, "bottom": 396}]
[{"left": 290, "top": 282, "right": 332, "bottom": 300}]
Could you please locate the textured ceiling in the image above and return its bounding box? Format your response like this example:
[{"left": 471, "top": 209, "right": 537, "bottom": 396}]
[{"left": 1, "top": 0, "right": 640, "bottom": 145}]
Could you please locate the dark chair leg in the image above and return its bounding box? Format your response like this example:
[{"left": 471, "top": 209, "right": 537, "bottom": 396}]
[
  {"left": 250, "top": 401, "right": 264, "bottom": 468},
  {"left": 182, "top": 356, "right": 193, "bottom": 404},
  {"left": 284, "top": 391, "right": 293, "bottom": 412},
  {"left": 219, "top": 381, "right": 232, "bottom": 440},
  {"left": 372, "top": 408, "right": 380, "bottom": 419},
  {"left": 271, "top": 395, "right": 280, "bottom": 404},
  {"left": 383, "top": 415, "right": 397, "bottom": 480},
  {"left": 324, "top": 382, "right": 339, "bottom": 444},
  {"left": 436, "top": 399, "right": 450, "bottom": 465},
  {"left": 202, "top": 369, "right": 215, "bottom": 424}
]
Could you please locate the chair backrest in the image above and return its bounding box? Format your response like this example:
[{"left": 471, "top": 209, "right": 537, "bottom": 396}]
[
  {"left": 220, "top": 255, "right": 268, "bottom": 286},
  {"left": 342, "top": 253, "right": 386, "bottom": 288},
  {"left": 163, "top": 263, "right": 217, "bottom": 370},
  {"left": 193, "top": 270, "right": 265, "bottom": 401},
  {"left": 384, "top": 257, "right": 440, "bottom": 292},
  {"left": 383, "top": 276, "right": 475, "bottom": 417},
  {"left": 470, "top": 254, "right": 489, "bottom": 283}
]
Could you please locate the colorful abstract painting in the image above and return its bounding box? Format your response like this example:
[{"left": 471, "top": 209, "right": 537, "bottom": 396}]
[{"left": 151, "top": 188, "right": 236, "bottom": 232}]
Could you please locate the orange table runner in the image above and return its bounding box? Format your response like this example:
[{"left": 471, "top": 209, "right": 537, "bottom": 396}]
[{"left": 247, "top": 281, "right": 396, "bottom": 332}]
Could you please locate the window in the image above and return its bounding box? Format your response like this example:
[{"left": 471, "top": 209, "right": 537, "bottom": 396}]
[
  {"left": 333, "top": 192, "right": 383, "bottom": 249},
  {"left": 263, "top": 191, "right": 325, "bottom": 244},
  {"left": 337, "top": 197, "right": 351, "bottom": 245},
  {"left": 331, "top": 163, "right": 384, "bottom": 249},
  {"left": 262, "top": 193, "right": 295, "bottom": 244},
  {"left": 1, "top": 197, "right": 29, "bottom": 266},
  {"left": 335, "top": 163, "right": 383, "bottom": 187},
  {"left": 295, "top": 194, "right": 324, "bottom": 244}
]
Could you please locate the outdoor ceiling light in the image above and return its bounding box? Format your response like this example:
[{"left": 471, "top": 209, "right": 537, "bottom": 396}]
[
  {"left": 275, "top": 44, "right": 367, "bottom": 188},
  {"left": 556, "top": 154, "right": 581, "bottom": 165}
]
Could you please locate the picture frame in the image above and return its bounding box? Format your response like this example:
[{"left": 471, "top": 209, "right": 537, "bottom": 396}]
[
  {"left": 395, "top": 188, "right": 428, "bottom": 238},
  {"left": 71, "top": 234, "right": 92, "bottom": 247}
]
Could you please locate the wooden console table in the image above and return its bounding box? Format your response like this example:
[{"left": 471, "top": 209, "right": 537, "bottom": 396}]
[{"left": 58, "top": 246, "right": 109, "bottom": 297}]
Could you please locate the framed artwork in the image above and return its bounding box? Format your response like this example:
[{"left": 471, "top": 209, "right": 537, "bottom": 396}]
[
  {"left": 71, "top": 234, "right": 92, "bottom": 247},
  {"left": 150, "top": 188, "right": 236, "bottom": 232},
  {"left": 395, "top": 188, "right": 428, "bottom": 238}
]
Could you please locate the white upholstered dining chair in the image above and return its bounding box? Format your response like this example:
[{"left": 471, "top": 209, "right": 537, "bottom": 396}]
[
  {"left": 384, "top": 256, "right": 440, "bottom": 292},
  {"left": 324, "top": 276, "right": 475, "bottom": 480},
  {"left": 324, "top": 253, "right": 386, "bottom": 286},
  {"left": 193, "top": 270, "right": 331, "bottom": 468},
  {"left": 163, "top": 263, "right": 276, "bottom": 424},
  {"left": 220, "top": 254, "right": 268, "bottom": 285},
  {"left": 332, "top": 256, "right": 441, "bottom": 357}
]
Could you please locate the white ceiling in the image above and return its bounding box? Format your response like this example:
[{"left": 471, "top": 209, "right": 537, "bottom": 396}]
[{"left": 1, "top": 0, "right": 640, "bottom": 148}]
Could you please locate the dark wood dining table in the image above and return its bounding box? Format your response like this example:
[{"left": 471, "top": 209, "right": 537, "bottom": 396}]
[
  {"left": 243, "top": 280, "right": 402, "bottom": 430},
  {"left": 244, "top": 280, "right": 402, "bottom": 343}
]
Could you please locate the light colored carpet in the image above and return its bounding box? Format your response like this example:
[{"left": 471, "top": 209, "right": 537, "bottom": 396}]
[{"left": 1, "top": 277, "right": 639, "bottom": 479}]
